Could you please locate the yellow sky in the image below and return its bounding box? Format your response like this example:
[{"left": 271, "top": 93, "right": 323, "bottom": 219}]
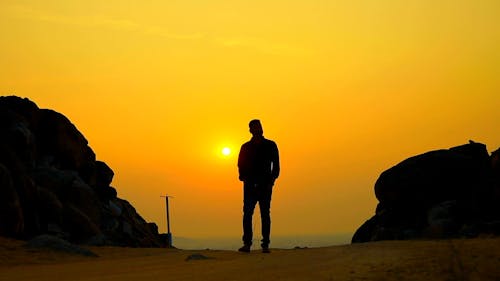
[{"left": 1, "top": 0, "right": 500, "bottom": 238}]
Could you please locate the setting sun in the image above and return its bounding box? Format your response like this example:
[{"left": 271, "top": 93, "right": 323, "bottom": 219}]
[{"left": 222, "top": 147, "right": 231, "bottom": 156}]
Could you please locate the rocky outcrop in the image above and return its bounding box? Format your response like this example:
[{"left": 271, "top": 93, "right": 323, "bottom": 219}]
[
  {"left": 353, "top": 141, "right": 500, "bottom": 243},
  {"left": 0, "top": 96, "right": 164, "bottom": 247},
  {"left": 25, "top": 234, "right": 98, "bottom": 257}
]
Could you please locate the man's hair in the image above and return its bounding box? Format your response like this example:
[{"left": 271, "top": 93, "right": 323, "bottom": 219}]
[{"left": 249, "top": 119, "right": 261, "bottom": 128}]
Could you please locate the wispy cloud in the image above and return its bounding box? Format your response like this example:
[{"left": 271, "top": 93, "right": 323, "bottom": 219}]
[
  {"left": 215, "top": 36, "right": 310, "bottom": 56},
  {"left": 5, "top": 4, "right": 203, "bottom": 41},
  {"left": 4, "top": 4, "right": 309, "bottom": 56},
  {"left": 6, "top": 5, "right": 139, "bottom": 30},
  {"left": 143, "top": 26, "right": 204, "bottom": 41}
]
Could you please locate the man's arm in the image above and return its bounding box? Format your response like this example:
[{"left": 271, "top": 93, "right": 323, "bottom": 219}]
[
  {"left": 271, "top": 141, "right": 280, "bottom": 181},
  {"left": 238, "top": 144, "right": 247, "bottom": 182}
]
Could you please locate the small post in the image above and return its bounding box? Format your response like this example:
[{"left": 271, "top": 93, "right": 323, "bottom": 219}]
[{"left": 160, "top": 195, "right": 173, "bottom": 247}]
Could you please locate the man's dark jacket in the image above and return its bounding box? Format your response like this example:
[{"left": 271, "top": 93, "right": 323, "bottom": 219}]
[{"left": 238, "top": 137, "right": 280, "bottom": 184}]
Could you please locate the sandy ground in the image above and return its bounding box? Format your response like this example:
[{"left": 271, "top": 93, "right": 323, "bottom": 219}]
[{"left": 1, "top": 236, "right": 500, "bottom": 281}]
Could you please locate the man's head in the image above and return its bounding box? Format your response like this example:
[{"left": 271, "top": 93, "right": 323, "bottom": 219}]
[{"left": 249, "top": 119, "right": 263, "bottom": 137}]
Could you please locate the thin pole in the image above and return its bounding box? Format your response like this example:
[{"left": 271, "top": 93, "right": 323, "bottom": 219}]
[
  {"left": 160, "top": 195, "right": 173, "bottom": 248},
  {"left": 166, "top": 196, "right": 171, "bottom": 234}
]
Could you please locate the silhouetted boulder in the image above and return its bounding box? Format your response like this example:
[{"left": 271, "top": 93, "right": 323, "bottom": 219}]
[
  {"left": 95, "top": 161, "right": 114, "bottom": 187},
  {"left": 93, "top": 161, "right": 117, "bottom": 201},
  {"left": 491, "top": 148, "right": 500, "bottom": 203},
  {"left": 37, "top": 186, "right": 64, "bottom": 230},
  {"left": 353, "top": 141, "right": 500, "bottom": 243},
  {"left": 26, "top": 234, "right": 98, "bottom": 257},
  {"left": 0, "top": 164, "right": 24, "bottom": 236},
  {"left": 15, "top": 175, "right": 40, "bottom": 237},
  {"left": 62, "top": 203, "right": 101, "bottom": 240},
  {"left": 35, "top": 109, "right": 96, "bottom": 172},
  {"left": 0, "top": 96, "right": 165, "bottom": 247},
  {"left": 0, "top": 96, "right": 39, "bottom": 125}
]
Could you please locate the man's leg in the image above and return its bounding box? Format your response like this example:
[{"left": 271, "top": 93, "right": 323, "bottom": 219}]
[
  {"left": 242, "top": 183, "right": 257, "bottom": 249},
  {"left": 258, "top": 183, "right": 273, "bottom": 250}
]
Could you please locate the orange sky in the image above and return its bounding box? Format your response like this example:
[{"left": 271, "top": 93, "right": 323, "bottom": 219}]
[{"left": 1, "top": 0, "right": 500, "bottom": 239}]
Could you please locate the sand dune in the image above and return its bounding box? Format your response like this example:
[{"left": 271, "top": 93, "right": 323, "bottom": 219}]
[{"left": 1, "top": 236, "right": 500, "bottom": 281}]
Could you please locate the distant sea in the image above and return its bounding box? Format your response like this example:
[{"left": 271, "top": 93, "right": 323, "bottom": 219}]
[{"left": 173, "top": 233, "right": 352, "bottom": 250}]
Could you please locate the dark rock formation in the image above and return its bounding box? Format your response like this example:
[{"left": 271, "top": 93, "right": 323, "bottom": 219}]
[
  {"left": 185, "top": 253, "right": 213, "bottom": 261},
  {"left": 25, "top": 234, "right": 98, "bottom": 257},
  {"left": 353, "top": 141, "right": 500, "bottom": 243},
  {"left": 0, "top": 96, "right": 165, "bottom": 247}
]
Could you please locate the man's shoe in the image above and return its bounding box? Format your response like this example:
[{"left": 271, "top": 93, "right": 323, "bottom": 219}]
[
  {"left": 238, "top": 245, "right": 251, "bottom": 253},
  {"left": 262, "top": 247, "right": 271, "bottom": 254}
]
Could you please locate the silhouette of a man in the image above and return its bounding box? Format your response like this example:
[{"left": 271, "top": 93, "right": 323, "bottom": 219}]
[{"left": 237, "top": 119, "right": 280, "bottom": 253}]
